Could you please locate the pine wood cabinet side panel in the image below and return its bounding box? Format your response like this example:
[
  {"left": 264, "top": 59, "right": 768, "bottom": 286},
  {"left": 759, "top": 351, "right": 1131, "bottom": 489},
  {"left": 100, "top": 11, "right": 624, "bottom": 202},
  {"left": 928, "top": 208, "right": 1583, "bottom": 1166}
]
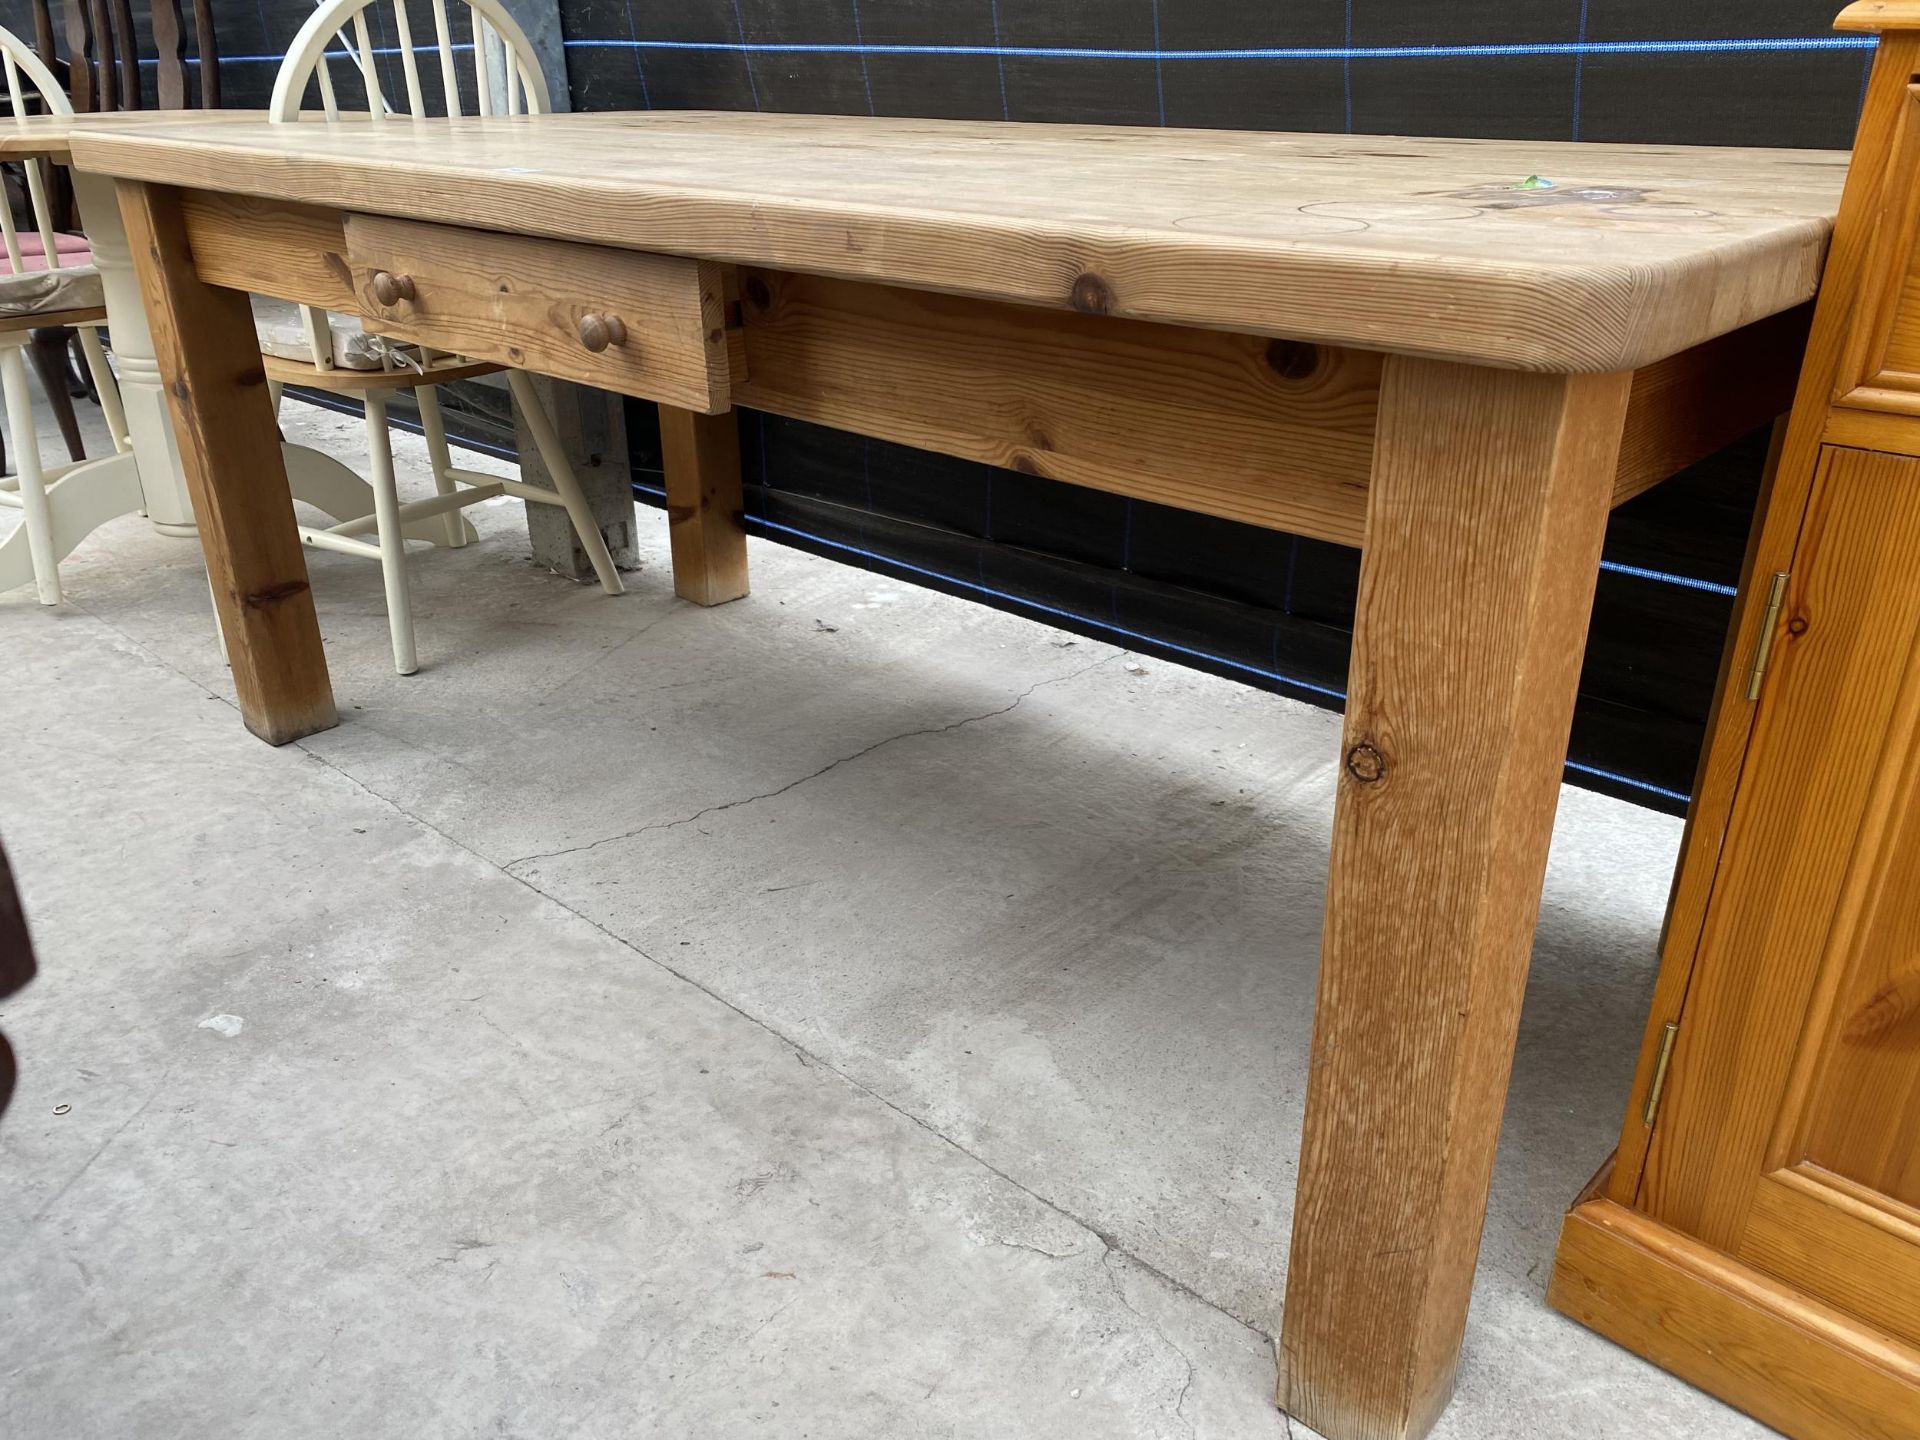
[{"left": 1639, "top": 446, "right": 1920, "bottom": 1245}]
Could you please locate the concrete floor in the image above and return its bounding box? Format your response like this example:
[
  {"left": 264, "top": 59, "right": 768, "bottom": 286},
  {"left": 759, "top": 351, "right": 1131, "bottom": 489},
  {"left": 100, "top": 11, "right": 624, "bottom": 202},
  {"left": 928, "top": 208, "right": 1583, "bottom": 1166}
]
[{"left": 0, "top": 398, "right": 1770, "bottom": 1439}]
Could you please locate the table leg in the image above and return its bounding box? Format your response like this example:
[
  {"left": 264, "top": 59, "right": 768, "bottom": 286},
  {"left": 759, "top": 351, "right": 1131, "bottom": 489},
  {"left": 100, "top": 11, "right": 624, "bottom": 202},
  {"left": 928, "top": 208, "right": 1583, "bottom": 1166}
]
[
  {"left": 1278, "top": 356, "right": 1632, "bottom": 1440},
  {"left": 659, "top": 404, "right": 748, "bottom": 606},
  {"left": 117, "top": 181, "right": 335, "bottom": 746}
]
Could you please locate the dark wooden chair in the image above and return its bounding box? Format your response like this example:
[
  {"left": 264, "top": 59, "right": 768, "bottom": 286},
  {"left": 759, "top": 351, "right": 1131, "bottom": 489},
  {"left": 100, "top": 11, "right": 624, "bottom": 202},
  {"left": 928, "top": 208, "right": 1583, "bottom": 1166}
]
[{"left": 40, "top": 0, "right": 219, "bottom": 112}]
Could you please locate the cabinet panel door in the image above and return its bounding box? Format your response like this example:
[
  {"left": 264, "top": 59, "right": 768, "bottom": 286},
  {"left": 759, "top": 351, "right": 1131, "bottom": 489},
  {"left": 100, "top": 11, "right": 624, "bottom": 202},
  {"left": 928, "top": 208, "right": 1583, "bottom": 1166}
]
[{"left": 1639, "top": 444, "right": 1920, "bottom": 1340}]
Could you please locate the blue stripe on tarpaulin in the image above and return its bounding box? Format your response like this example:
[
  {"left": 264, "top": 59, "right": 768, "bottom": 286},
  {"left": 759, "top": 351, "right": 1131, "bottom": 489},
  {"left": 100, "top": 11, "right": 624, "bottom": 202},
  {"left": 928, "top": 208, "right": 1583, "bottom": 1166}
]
[
  {"left": 562, "top": 36, "right": 1874, "bottom": 62},
  {"left": 628, "top": 478, "right": 1698, "bottom": 806},
  {"left": 1572, "top": 0, "right": 1593, "bottom": 140},
  {"left": 1563, "top": 764, "right": 1692, "bottom": 805},
  {"left": 1598, "top": 562, "right": 1738, "bottom": 597},
  {"left": 174, "top": 35, "right": 1874, "bottom": 66},
  {"left": 273, "top": 381, "right": 1702, "bottom": 810}
]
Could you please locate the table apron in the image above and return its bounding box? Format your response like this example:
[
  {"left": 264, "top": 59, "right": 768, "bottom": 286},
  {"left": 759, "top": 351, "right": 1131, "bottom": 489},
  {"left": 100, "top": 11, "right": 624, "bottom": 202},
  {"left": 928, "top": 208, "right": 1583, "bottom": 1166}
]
[{"left": 169, "top": 185, "right": 1807, "bottom": 549}]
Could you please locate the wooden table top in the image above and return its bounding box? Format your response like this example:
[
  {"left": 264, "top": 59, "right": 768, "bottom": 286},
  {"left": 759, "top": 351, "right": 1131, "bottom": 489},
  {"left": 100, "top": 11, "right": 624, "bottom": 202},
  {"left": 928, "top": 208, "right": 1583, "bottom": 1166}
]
[
  {"left": 0, "top": 109, "right": 277, "bottom": 164},
  {"left": 69, "top": 111, "right": 1849, "bottom": 371}
]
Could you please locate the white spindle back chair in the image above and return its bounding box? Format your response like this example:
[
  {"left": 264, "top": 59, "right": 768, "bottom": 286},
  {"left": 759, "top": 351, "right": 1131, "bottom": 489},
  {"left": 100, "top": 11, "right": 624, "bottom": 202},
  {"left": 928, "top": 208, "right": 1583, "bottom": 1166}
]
[
  {"left": 260, "top": 0, "right": 621, "bottom": 676},
  {"left": 273, "top": 0, "right": 547, "bottom": 124},
  {"left": 0, "top": 24, "right": 128, "bottom": 606}
]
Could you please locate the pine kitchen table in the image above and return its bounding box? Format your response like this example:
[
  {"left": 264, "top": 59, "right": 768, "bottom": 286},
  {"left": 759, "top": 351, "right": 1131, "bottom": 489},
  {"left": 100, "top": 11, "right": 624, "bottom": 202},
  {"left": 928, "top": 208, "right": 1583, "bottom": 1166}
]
[{"left": 68, "top": 110, "right": 1848, "bottom": 1440}]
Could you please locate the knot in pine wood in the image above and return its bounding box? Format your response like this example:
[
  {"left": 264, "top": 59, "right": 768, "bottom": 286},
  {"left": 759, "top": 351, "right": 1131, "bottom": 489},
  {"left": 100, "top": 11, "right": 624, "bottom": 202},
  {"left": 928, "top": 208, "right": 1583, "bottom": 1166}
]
[
  {"left": 240, "top": 579, "right": 311, "bottom": 610},
  {"left": 1345, "top": 741, "right": 1387, "bottom": 784},
  {"left": 1069, "top": 272, "right": 1115, "bottom": 315},
  {"left": 1266, "top": 339, "right": 1320, "bottom": 380}
]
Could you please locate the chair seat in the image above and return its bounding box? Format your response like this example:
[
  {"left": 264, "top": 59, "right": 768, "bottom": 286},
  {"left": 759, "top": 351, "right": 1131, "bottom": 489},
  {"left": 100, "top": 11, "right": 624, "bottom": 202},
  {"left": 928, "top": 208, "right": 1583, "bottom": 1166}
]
[
  {"left": 4, "top": 232, "right": 93, "bottom": 267},
  {"left": 0, "top": 263, "right": 103, "bottom": 318},
  {"left": 260, "top": 349, "right": 501, "bottom": 391},
  {"left": 252, "top": 298, "right": 396, "bottom": 371}
]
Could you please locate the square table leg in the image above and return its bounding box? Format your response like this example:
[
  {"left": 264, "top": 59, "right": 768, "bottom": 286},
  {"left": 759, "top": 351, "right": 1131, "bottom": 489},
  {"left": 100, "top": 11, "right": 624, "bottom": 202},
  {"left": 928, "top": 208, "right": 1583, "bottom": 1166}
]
[
  {"left": 659, "top": 404, "right": 749, "bottom": 606},
  {"left": 1278, "top": 356, "right": 1633, "bottom": 1440},
  {"left": 117, "top": 180, "right": 337, "bottom": 746}
]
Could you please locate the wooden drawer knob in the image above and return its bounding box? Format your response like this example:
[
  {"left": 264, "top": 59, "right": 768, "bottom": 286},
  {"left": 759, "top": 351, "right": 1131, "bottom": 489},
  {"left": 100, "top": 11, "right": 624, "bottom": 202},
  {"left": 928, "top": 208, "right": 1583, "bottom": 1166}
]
[
  {"left": 577, "top": 312, "right": 628, "bottom": 353},
  {"left": 369, "top": 270, "right": 415, "bottom": 306}
]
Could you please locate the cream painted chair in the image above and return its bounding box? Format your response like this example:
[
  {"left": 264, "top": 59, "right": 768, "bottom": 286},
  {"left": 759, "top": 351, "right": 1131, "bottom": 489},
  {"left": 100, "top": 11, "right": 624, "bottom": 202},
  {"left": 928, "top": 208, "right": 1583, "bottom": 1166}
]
[
  {"left": 0, "top": 26, "right": 128, "bottom": 606},
  {"left": 267, "top": 0, "right": 622, "bottom": 674}
]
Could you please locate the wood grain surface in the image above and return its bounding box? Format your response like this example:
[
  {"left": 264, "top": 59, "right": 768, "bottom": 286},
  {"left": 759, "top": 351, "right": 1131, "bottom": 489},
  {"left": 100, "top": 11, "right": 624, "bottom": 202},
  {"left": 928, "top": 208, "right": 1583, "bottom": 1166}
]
[
  {"left": 158, "top": 181, "right": 1812, "bottom": 538},
  {"left": 1279, "top": 357, "right": 1631, "bottom": 1440},
  {"left": 1741, "top": 1169, "right": 1920, "bottom": 1346},
  {"left": 1838, "top": 1, "right": 1920, "bottom": 31},
  {"left": 116, "top": 179, "right": 336, "bottom": 745},
  {"left": 67, "top": 112, "right": 1846, "bottom": 371},
  {"left": 1551, "top": 1199, "right": 1920, "bottom": 1440},
  {"left": 347, "top": 215, "right": 733, "bottom": 414},
  {"left": 658, "top": 405, "right": 748, "bottom": 606},
  {"left": 1600, "top": 30, "right": 1920, "bottom": 1211},
  {"left": 1639, "top": 445, "right": 1920, "bottom": 1245},
  {"left": 737, "top": 267, "right": 1380, "bottom": 544},
  {"left": 0, "top": 108, "right": 310, "bottom": 163}
]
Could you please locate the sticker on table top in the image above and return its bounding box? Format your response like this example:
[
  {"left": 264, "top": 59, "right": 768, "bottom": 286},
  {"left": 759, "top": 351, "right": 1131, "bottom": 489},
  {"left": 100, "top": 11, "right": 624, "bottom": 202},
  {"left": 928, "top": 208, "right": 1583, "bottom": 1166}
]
[{"left": 1443, "top": 181, "right": 1651, "bottom": 210}]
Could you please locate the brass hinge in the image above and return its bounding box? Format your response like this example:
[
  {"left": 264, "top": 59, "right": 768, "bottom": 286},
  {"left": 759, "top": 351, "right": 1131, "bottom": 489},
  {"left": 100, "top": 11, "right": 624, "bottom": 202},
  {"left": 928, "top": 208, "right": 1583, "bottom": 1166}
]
[
  {"left": 1642, "top": 1020, "right": 1680, "bottom": 1128},
  {"left": 1745, "top": 571, "right": 1791, "bottom": 701}
]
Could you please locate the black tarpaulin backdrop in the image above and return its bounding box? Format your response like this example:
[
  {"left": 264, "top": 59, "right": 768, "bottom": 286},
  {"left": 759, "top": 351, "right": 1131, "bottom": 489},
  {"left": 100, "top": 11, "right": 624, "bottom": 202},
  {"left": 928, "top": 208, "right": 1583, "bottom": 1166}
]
[
  {"left": 17, "top": 0, "right": 1869, "bottom": 812},
  {"left": 560, "top": 0, "right": 1867, "bottom": 813}
]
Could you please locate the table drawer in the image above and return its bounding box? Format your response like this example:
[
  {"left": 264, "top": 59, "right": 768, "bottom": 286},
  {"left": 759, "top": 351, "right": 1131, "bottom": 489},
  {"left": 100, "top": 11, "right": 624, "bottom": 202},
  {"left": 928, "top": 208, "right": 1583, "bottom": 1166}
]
[{"left": 343, "top": 215, "right": 735, "bottom": 414}]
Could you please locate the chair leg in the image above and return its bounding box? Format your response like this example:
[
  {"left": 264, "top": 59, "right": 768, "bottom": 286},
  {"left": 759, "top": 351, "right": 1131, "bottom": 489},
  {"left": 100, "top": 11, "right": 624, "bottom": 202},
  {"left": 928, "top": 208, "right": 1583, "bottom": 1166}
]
[
  {"left": 506, "top": 370, "right": 623, "bottom": 595},
  {"left": 361, "top": 392, "right": 418, "bottom": 675},
  {"left": 414, "top": 384, "right": 467, "bottom": 548},
  {"left": 27, "top": 327, "right": 84, "bottom": 464},
  {"left": 66, "top": 332, "right": 96, "bottom": 403},
  {"left": 0, "top": 343, "right": 61, "bottom": 605},
  {"left": 74, "top": 326, "right": 129, "bottom": 454}
]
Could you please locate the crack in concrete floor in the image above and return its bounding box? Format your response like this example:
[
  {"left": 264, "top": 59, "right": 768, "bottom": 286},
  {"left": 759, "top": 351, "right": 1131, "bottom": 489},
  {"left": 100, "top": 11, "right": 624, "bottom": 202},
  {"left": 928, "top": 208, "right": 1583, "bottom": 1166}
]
[
  {"left": 1104, "top": 1246, "right": 1200, "bottom": 1440},
  {"left": 500, "top": 650, "right": 1123, "bottom": 873}
]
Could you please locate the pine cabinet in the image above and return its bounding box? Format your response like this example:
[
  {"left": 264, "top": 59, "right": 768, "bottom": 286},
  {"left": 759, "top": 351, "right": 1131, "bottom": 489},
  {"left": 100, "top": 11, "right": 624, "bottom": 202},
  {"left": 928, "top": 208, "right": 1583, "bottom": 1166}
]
[{"left": 1549, "top": 9, "right": 1920, "bottom": 1438}]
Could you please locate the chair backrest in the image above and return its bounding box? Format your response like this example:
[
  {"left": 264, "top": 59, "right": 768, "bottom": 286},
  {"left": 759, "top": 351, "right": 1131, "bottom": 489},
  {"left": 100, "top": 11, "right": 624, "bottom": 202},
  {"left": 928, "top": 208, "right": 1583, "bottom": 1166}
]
[
  {"left": 153, "top": 0, "right": 220, "bottom": 109},
  {"left": 0, "top": 24, "right": 76, "bottom": 279},
  {"left": 23, "top": 0, "right": 58, "bottom": 85},
  {"left": 271, "top": 0, "right": 551, "bottom": 123},
  {"left": 56, "top": 0, "right": 219, "bottom": 113},
  {"left": 270, "top": 0, "right": 550, "bottom": 373}
]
